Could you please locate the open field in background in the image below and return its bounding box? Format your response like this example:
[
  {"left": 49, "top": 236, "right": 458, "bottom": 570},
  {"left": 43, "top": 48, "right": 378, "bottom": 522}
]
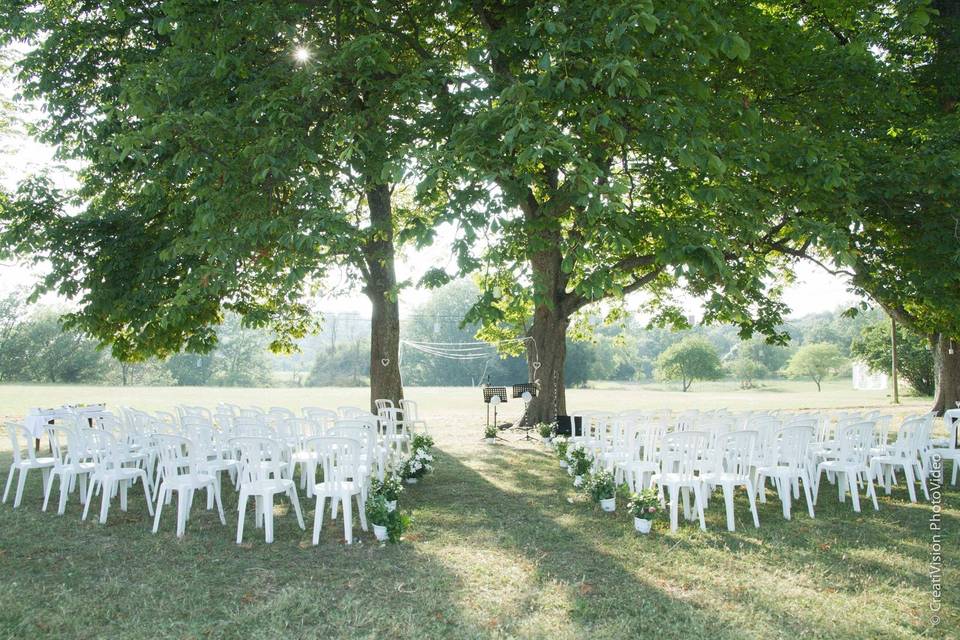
[{"left": 0, "top": 378, "right": 931, "bottom": 418}]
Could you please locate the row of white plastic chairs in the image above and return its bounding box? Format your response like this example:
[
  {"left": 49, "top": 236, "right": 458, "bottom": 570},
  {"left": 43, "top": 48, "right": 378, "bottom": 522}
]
[
  {"left": 563, "top": 408, "right": 957, "bottom": 532},
  {"left": 2, "top": 400, "right": 425, "bottom": 544}
]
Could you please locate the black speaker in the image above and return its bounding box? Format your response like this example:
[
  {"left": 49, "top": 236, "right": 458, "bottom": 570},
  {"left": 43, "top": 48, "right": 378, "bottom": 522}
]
[{"left": 555, "top": 415, "right": 581, "bottom": 437}]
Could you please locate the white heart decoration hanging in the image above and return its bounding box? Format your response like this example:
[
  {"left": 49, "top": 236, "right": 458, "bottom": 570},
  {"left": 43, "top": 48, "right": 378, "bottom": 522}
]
[
  {"left": 532, "top": 361, "right": 541, "bottom": 370},
  {"left": 381, "top": 358, "right": 390, "bottom": 367}
]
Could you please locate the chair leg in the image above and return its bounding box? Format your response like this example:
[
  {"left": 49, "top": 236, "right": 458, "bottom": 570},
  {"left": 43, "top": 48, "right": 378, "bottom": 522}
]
[
  {"left": 176, "top": 490, "right": 187, "bottom": 538},
  {"left": 812, "top": 468, "right": 822, "bottom": 504},
  {"left": 745, "top": 478, "right": 760, "bottom": 528},
  {"left": 692, "top": 483, "right": 706, "bottom": 531},
  {"left": 288, "top": 486, "right": 305, "bottom": 530},
  {"left": 99, "top": 480, "right": 112, "bottom": 524},
  {"left": 668, "top": 485, "right": 679, "bottom": 532},
  {"left": 356, "top": 492, "right": 368, "bottom": 532},
  {"left": 236, "top": 491, "right": 248, "bottom": 544},
  {"left": 213, "top": 481, "right": 226, "bottom": 524},
  {"left": 865, "top": 469, "right": 878, "bottom": 511},
  {"left": 903, "top": 464, "right": 918, "bottom": 503},
  {"left": 777, "top": 477, "right": 791, "bottom": 520},
  {"left": 2, "top": 466, "right": 15, "bottom": 503},
  {"left": 120, "top": 481, "right": 128, "bottom": 512},
  {"left": 951, "top": 459, "right": 958, "bottom": 486},
  {"left": 312, "top": 495, "right": 326, "bottom": 545},
  {"left": 58, "top": 474, "right": 70, "bottom": 515},
  {"left": 847, "top": 471, "right": 861, "bottom": 513},
  {"left": 13, "top": 468, "right": 28, "bottom": 508},
  {"left": 152, "top": 485, "right": 165, "bottom": 533},
  {"left": 264, "top": 496, "right": 274, "bottom": 544},
  {"left": 917, "top": 462, "right": 930, "bottom": 501},
  {"left": 342, "top": 495, "right": 353, "bottom": 544},
  {"left": 800, "top": 472, "right": 815, "bottom": 519},
  {"left": 82, "top": 479, "right": 96, "bottom": 521},
  {"left": 721, "top": 483, "right": 735, "bottom": 532},
  {"left": 756, "top": 474, "right": 767, "bottom": 503},
  {"left": 42, "top": 470, "right": 56, "bottom": 511},
  {"left": 141, "top": 475, "right": 154, "bottom": 516}
]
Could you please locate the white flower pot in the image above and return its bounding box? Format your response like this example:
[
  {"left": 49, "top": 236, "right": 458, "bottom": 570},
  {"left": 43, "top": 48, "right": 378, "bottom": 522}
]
[
  {"left": 634, "top": 517, "right": 652, "bottom": 534},
  {"left": 386, "top": 500, "right": 397, "bottom": 512},
  {"left": 541, "top": 437, "right": 551, "bottom": 444},
  {"left": 573, "top": 475, "right": 584, "bottom": 488},
  {"left": 373, "top": 524, "right": 388, "bottom": 542},
  {"left": 600, "top": 497, "right": 616, "bottom": 512},
  {"left": 559, "top": 460, "right": 568, "bottom": 469},
  {"left": 404, "top": 477, "right": 418, "bottom": 485},
  {"left": 485, "top": 437, "right": 496, "bottom": 444}
]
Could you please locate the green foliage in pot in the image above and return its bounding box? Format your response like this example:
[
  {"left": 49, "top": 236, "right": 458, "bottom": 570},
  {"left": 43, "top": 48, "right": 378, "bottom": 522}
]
[
  {"left": 628, "top": 488, "right": 660, "bottom": 520},
  {"left": 588, "top": 469, "right": 616, "bottom": 503},
  {"left": 484, "top": 424, "right": 498, "bottom": 439},
  {"left": 370, "top": 474, "right": 403, "bottom": 502},
  {"left": 537, "top": 422, "right": 553, "bottom": 438}
]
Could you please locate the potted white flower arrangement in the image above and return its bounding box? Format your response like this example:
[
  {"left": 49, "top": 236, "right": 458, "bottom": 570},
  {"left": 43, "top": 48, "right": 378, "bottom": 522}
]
[
  {"left": 371, "top": 473, "right": 403, "bottom": 512},
  {"left": 365, "top": 493, "right": 409, "bottom": 543},
  {"left": 366, "top": 494, "right": 391, "bottom": 542},
  {"left": 537, "top": 422, "right": 553, "bottom": 444},
  {"left": 484, "top": 424, "right": 498, "bottom": 443},
  {"left": 628, "top": 488, "right": 659, "bottom": 534},
  {"left": 554, "top": 436, "right": 569, "bottom": 468},
  {"left": 588, "top": 469, "right": 617, "bottom": 512},
  {"left": 566, "top": 444, "right": 591, "bottom": 487},
  {"left": 400, "top": 448, "right": 433, "bottom": 484}
]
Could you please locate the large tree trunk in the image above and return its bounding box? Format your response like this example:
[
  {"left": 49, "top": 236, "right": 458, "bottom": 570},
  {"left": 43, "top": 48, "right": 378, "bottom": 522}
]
[
  {"left": 931, "top": 333, "right": 960, "bottom": 414},
  {"left": 364, "top": 184, "right": 403, "bottom": 413},
  {"left": 525, "top": 305, "right": 568, "bottom": 424},
  {"left": 523, "top": 226, "right": 572, "bottom": 425}
]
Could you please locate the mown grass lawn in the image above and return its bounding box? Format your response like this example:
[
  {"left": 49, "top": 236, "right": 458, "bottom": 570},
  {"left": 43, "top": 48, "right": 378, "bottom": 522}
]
[{"left": 0, "top": 416, "right": 955, "bottom": 639}]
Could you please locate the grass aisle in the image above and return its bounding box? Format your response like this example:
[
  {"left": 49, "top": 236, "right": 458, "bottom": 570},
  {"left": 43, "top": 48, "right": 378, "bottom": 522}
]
[{"left": 0, "top": 437, "right": 956, "bottom": 639}]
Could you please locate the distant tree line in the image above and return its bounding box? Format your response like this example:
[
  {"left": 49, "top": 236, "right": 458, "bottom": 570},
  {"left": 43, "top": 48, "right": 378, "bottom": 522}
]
[{"left": 0, "top": 283, "right": 934, "bottom": 395}]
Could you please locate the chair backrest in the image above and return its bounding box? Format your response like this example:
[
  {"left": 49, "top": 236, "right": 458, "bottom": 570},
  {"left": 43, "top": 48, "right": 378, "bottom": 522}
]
[
  {"left": 888, "top": 417, "right": 926, "bottom": 457},
  {"left": 834, "top": 421, "right": 875, "bottom": 466},
  {"left": 6, "top": 422, "right": 39, "bottom": 465},
  {"left": 374, "top": 399, "right": 394, "bottom": 414},
  {"left": 659, "top": 430, "right": 709, "bottom": 476},
  {"left": 84, "top": 429, "right": 128, "bottom": 473},
  {"left": 280, "top": 418, "right": 316, "bottom": 446},
  {"left": 771, "top": 425, "right": 814, "bottom": 471},
  {"left": 378, "top": 407, "right": 406, "bottom": 437},
  {"left": 153, "top": 434, "right": 197, "bottom": 481},
  {"left": 711, "top": 430, "right": 758, "bottom": 478},
  {"left": 328, "top": 420, "right": 377, "bottom": 458},
  {"left": 872, "top": 415, "right": 893, "bottom": 448},
  {"left": 231, "top": 436, "right": 287, "bottom": 485},
  {"left": 303, "top": 436, "right": 362, "bottom": 489},
  {"left": 337, "top": 406, "right": 367, "bottom": 418},
  {"left": 177, "top": 405, "right": 212, "bottom": 423},
  {"left": 44, "top": 424, "right": 77, "bottom": 469},
  {"left": 232, "top": 415, "right": 270, "bottom": 437},
  {"left": 302, "top": 407, "right": 336, "bottom": 433},
  {"left": 399, "top": 399, "right": 419, "bottom": 421}
]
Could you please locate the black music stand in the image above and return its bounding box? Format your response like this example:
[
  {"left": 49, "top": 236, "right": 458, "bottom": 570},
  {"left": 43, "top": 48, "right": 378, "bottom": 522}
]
[
  {"left": 512, "top": 383, "right": 538, "bottom": 440},
  {"left": 483, "top": 387, "right": 509, "bottom": 440}
]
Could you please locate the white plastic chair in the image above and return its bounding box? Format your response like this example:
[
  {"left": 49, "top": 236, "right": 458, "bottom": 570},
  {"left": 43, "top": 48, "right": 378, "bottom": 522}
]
[
  {"left": 755, "top": 426, "right": 816, "bottom": 520},
  {"left": 399, "top": 399, "right": 428, "bottom": 435},
  {"left": 651, "top": 430, "right": 709, "bottom": 532},
  {"left": 305, "top": 436, "right": 368, "bottom": 544},
  {"left": 702, "top": 430, "right": 760, "bottom": 531},
  {"left": 82, "top": 430, "right": 154, "bottom": 524},
  {"left": 232, "top": 436, "right": 305, "bottom": 544},
  {"left": 3, "top": 422, "right": 56, "bottom": 508},
  {"left": 151, "top": 434, "right": 226, "bottom": 537},
  {"left": 620, "top": 419, "right": 667, "bottom": 491},
  {"left": 870, "top": 417, "right": 930, "bottom": 503},
  {"left": 42, "top": 424, "right": 95, "bottom": 515},
  {"left": 814, "top": 421, "right": 878, "bottom": 512}
]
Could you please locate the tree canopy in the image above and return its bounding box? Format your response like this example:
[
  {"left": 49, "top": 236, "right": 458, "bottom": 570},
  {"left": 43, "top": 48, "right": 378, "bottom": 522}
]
[
  {"left": 655, "top": 336, "right": 723, "bottom": 392},
  {"left": 785, "top": 343, "right": 845, "bottom": 392}
]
